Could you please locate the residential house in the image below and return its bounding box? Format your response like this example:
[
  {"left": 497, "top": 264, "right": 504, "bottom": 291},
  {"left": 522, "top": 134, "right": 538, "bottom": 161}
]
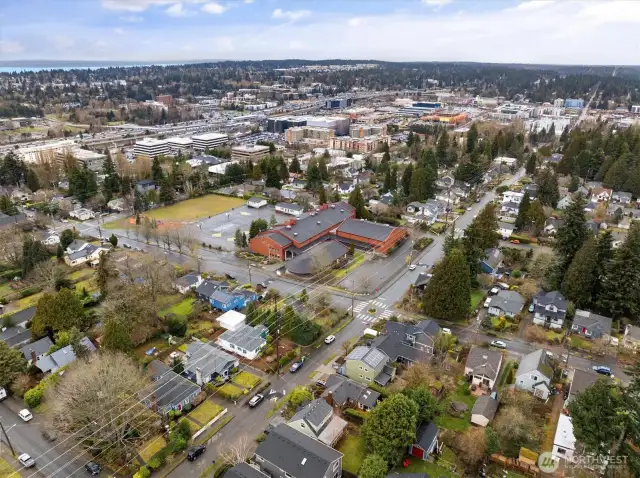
[
  {"left": 413, "top": 272, "right": 431, "bottom": 291},
  {"left": 0, "top": 324, "right": 31, "bottom": 348},
  {"left": 488, "top": 290, "right": 525, "bottom": 318},
  {"left": 435, "top": 175, "right": 455, "bottom": 189},
  {"left": 36, "top": 337, "right": 96, "bottom": 373},
  {"left": 136, "top": 179, "right": 156, "bottom": 193},
  {"left": 174, "top": 272, "right": 204, "bottom": 295},
  {"left": 19, "top": 336, "right": 54, "bottom": 363},
  {"left": 565, "top": 369, "right": 601, "bottom": 404},
  {"left": 183, "top": 341, "right": 239, "bottom": 385},
  {"left": 287, "top": 398, "right": 347, "bottom": 447},
  {"left": 552, "top": 414, "right": 577, "bottom": 462},
  {"left": 590, "top": 187, "right": 613, "bottom": 203},
  {"left": 343, "top": 346, "right": 395, "bottom": 386},
  {"left": 43, "top": 234, "right": 60, "bottom": 246},
  {"left": 584, "top": 201, "right": 597, "bottom": 213},
  {"left": 515, "top": 349, "right": 554, "bottom": 400},
  {"left": 336, "top": 182, "right": 355, "bottom": 196},
  {"left": 66, "top": 239, "right": 90, "bottom": 255},
  {"left": 471, "top": 395, "right": 499, "bottom": 427},
  {"left": 502, "top": 191, "right": 524, "bottom": 204},
  {"left": 195, "top": 280, "right": 230, "bottom": 303},
  {"left": 107, "top": 198, "right": 125, "bottom": 212},
  {"left": 524, "top": 183, "right": 538, "bottom": 199},
  {"left": 64, "top": 243, "right": 110, "bottom": 267},
  {"left": 275, "top": 202, "right": 304, "bottom": 217},
  {"left": 69, "top": 208, "right": 95, "bottom": 221},
  {"left": 210, "top": 290, "right": 245, "bottom": 312},
  {"left": 618, "top": 216, "right": 632, "bottom": 230},
  {"left": 544, "top": 218, "right": 565, "bottom": 236},
  {"left": 557, "top": 195, "right": 572, "bottom": 210},
  {"left": 279, "top": 189, "right": 298, "bottom": 201},
  {"left": 253, "top": 424, "right": 343, "bottom": 478},
  {"left": 372, "top": 319, "right": 441, "bottom": 366},
  {"left": 585, "top": 220, "right": 599, "bottom": 235},
  {"left": 224, "top": 463, "right": 269, "bottom": 478},
  {"left": 408, "top": 422, "right": 439, "bottom": 460},
  {"left": 464, "top": 346, "right": 503, "bottom": 391},
  {"left": 497, "top": 222, "right": 514, "bottom": 239},
  {"left": 622, "top": 324, "right": 640, "bottom": 350},
  {"left": 217, "top": 324, "right": 268, "bottom": 360},
  {"left": 612, "top": 191, "right": 632, "bottom": 204},
  {"left": 533, "top": 291, "right": 568, "bottom": 330},
  {"left": 406, "top": 200, "right": 441, "bottom": 225},
  {"left": 247, "top": 197, "right": 267, "bottom": 209},
  {"left": 481, "top": 248, "right": 504, "bottom": 275},
  {"left": 232, "top": 288, "right": 258, "bottom": 307},
  {"left": 322, "top": 374, "right": 380, "bottom": 411},
  {"left": 218, "top": 310, "right": 246, "bottom": 332},
  {"left": 571, "top": 309, "right": 612, "bottom": 340},
  {"left": 144, "top": 360, "right": 201, "bottom": 415},
  {"left": 435, "top": 191, "right": 459, "bottom": 206},
  {"left": 500, "top": 201, "right": 520, "bottom": 217}
]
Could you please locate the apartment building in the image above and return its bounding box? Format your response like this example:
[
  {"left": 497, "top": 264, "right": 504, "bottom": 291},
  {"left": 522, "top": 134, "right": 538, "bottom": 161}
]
[
  {"left": 285, "top": 126, "right": 335, "bottom": 144},
  {"left": 328, "top": 135, "right": 390, "bottom": 153},
  {"left": 349, "top": 124, "right": 387, "bottom": 138}
]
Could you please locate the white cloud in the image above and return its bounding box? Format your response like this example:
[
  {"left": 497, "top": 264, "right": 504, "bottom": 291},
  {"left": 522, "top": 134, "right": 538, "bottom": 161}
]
[
  {"left": 514, "top": 1, "right": 555, "bottom": 11},
  {"left": 348, "top": 17, "right": 365, "bottom": 27},
  {"left": 578, "top": 0, "right": 640, "bottom": 24},
  {"left": 166, "top": 3, "right": 187, "bottom": 16},
  {"left": 244, "top": 0, "right": 254, "bottom": 3},
  {"left": 114, "top": 27, "right": 127, "bottom": 34},
  {"left": 202, "top": 2, "right": 226, "bottom": 14},
  {"left": 422, "top": 0, "right": 453, "bottom": 6},
  {"left": 272, "top": 8, "right": 311, "bottom": 22},
  {"left": 0, "top": 41, "right": 24, "bottom": 54},
  {"left": 120, "top": 15, "right": 144, "bottom": 22},
  {"left": 102, "top": 0, "right": 204, "bottom": 11}
]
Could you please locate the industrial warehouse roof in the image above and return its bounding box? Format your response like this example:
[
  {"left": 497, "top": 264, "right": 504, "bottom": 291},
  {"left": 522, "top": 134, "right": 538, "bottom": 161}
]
[
  {"left": 286, "top": 241, "right": 349, "bottom": 275},
  {"left": 275, "top": 202, "right": 354, "bottom": 244},
  {"left": 337, "top": 218, "right": 396, "bottom": 242}
]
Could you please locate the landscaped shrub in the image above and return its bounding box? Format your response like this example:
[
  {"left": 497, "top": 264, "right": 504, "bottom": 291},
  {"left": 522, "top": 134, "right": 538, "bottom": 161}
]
[
  {"left": 147, "top": 454, "right": 165, "bottom": 470},
  {"left": 255, "top": 432, "right": 267, "bottom": 443},
  {"left": 166, "top": 315, "right": 188, "bottom": 337},
  {"left": 24, "top": 386, "right": 44, "bottom": 408},
  {"left": 133, "top": 467, "right": 150, "bottom": 478},
  {"left": 344, "top": 408, "right": 368, "bottom": 422}
]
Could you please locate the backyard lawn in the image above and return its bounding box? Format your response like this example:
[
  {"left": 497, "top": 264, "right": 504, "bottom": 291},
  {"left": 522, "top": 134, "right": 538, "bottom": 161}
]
[
  {"left": 7, "top": 291, "right": 44, "bottom": 312},
  {"left": 67, "top": 268, "right": 94, "bottom": 281},
  {"left": 134, "top": 337, "right": 170, "bottom": 358},
  {"left": 231, "top": 371, "right": 261, "bottom": 389},
  {"left": 336, "top": 432, "right": 366, "bottom": 475},
  {"left": 160, "top": 298, "right": 194, "bottom": 318},
  {"left": 395, "top": 458, "right": 459, "bottom": 477},
  {"left": 436, "top": 382, "right": 477, "bottom": 432},
  {"left": 470, "top": 289, "right": 484, "bottom": 312},
  {"left": 188, "top": 400, "right": 224, "bottom": 425},
  {"left": 138, "top": 435, "right": 167, "bottom": 463}
]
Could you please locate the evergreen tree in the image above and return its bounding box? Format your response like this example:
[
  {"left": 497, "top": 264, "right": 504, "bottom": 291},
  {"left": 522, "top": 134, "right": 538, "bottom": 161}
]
[
  {"left": 348, "top": 186, "right": 368, "bottom": 219},
  {"left": 623, "top": 163, "right": 640, "bottom": 197},
  {"left": 401, "top": 164, "right": 413, "bottom": 196},
  {"left": 568, "top": 175, "right": 580, "bottom": 193},
  {"left": 599, "top": 223, "right": 640, "bottom": 318},
  {"left": 331, "top": 190, "right": 341, "bottom": 203},
  {"left": 554, "top": 193, "right": 588, "bottom": 273},
  {"left": 109, "top": 234, "right": 117, "bottom": 247},
  {"left": 0, "top": 196, "right": 18, "bottom": 215},
  {"left": 525, "top": 153, "right": 537, "bottom": 175},
  {"left": 306, "top": 160, "right": 322, "bottom": 191},
  {"left": 436, "top": 130, "right": 449, "bottom": 165},
  {"left": 382, "top": 169, "right": 391, "bottom": 193},
  {"left": 562, "top": 236, "right": 598, "bottom": 308},
  {"left": 102, "top": 150, "right": 120, "bottom": 199},
  {"left": 241, "top": 232, "right": 248, "bottom": 248},
  {"left": 278, "top": 160, "right": 289, "bottom": 181},
  {"left": 462, "top": 203, "right": 499, "bottom": 279},
  {"left": 151, "top": 156, "right": 164, "bottom": 182},
  {"left": 0, "top": 340, "right": 26, "bottom": 388},
  {"left": 593, "top": 230, "right": 613, "bottom": 299},
  {"left": 289, "top": 156, "right": 301, "bottom": 174},
  {"left": 514, "top": 193, "right": 531, "bottom": 230},
  {"left": 536, "top": 168, "right": 560, "bottom": 207},
  {"left": 26, "top": 168, "right": 40, "bottom": 192},
  {"left": 0, "top": 151, "right": 26, "bottom": 186},
  {"left": 409, "top": 167, "right": 426, "bottom": 201},
  {"left": 318, "top": 187, "right": 327, "bottom": 205},
  {"left": 466, "top": 123, "right": 478, "bottom": 154},
  {"left": 595, "top": 155, "right": 616, "bottom": 182},
  {"left": 359, "top": 454, "right": 388, "bottom": 478},
  {"left": 603, "top": 155, "right": 631, "bottom": 191},
  {"left": 423, "top": 248, "right": 471, "bottom": 321},
  {"left": 269, "top": 214, "right": 277, "bottom": 227},
  {"left": 96, "top": 252, "right": 113, "bottom": 298},
  {"left": 22, "top": 237, "right": 49, "bottom": 276},
  {"left": 234, "top": 228, "right": 243, "bottom": 247},
  {"left": 529, "top": 199, "right": 546, "bottom": 235},
  {"left": 265, "top": 162, "right": 282, "bottom": 189},
  {"left": 318, "top": 157, "right": 329, "bottom": 181},
  {"left": 159, "top": 177, "right": 175, "bottom": 203},
  {"left": 390, "top": 165, "right": 398, "bottom": 191},
  {"left": 56, "top": 243, "right": 64, "bottom": 259}
]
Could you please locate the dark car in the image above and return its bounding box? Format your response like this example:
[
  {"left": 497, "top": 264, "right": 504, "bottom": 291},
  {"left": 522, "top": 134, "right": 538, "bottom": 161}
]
[
  {"left": 84, "top": 461, "right": 102, "bottom": 476},
  {"left": 187, "top": 445, "right": 206, "bottom": 461},
  {"left": 592, "top": 365, "right": 612, "bottom": 376},
  {"left": 289, "top": 356, "right": 305, "bottom": 373},
  {"left": 123, "top": 243, "right": 132, "bottom": 249}
]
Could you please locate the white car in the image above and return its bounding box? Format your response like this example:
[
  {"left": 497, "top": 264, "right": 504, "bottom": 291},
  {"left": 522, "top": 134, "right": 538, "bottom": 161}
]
[
  {"left": 18, "top": 453, "right": 35, "bottom": 468},
  {"left": 442, "top": 328, "right": 451, "bottom": 335},
  {"left": 19, "top": 409, "right": 33, "bottom": 422},
  {"left": 483, "top": 298, "right": 492, "bottom": 308},
  {"left": 490, "top": 340, "right": 507, "bottom": 349},
  {"left": 466, "top": 207, "right": 472, "bottom": 211},
  {"left": 324, "top": 335, "right": 336, "bottom": 345},
  {"left": 408, "top": 264, "right": 417, "bottom": 271}
]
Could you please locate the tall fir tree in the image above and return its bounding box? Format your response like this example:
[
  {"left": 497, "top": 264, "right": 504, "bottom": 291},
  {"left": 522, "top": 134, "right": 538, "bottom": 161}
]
[
  {"left": 554, "top": 193, "right": 588, "bottom": 272},
  {"left": 289, "top": 156, "right": 301, "bottom": 174},
  {"left": 382, "top": 169, "right": 392, "bottom": 193},
  {"left": 401, "top": 164, "right": 413, "bottom": 197},
  {"left": 525, "top": 153, "right": 537, "bottom": 175},
  {"left": 390, "top": 165, "right": 398, "bottom": 191},
  {"left": 423, "top": 248, "right": 471, "bottom": 321},
  {"left": 435, "top": 130, "right": 449, "bottom": 165},
  {"left": 151, "top": 156, "right": 164, "bottom": 182},
  {"left": 562, "top": 236, "right": 598, "bottom": 308},
  {"left": 514, "top": 193, "right": 531, "bottom": 230},
  {"left": 318, "top": 187, "right": 327, "bottom": 205},
  {"left": 348, "top": 186, "right": 368, "bottom": 219},
  {"left": 537, "top": 169, "right": 560, "bottom": 207},
  {"left": 466, "top": 123, "right": 478, "bottom": 154},
  {"left": 306, "top": 160, "right": 322, "bottom": 191}
]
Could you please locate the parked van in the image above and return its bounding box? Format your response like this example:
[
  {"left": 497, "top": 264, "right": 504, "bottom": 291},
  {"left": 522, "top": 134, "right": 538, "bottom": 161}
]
[{"left": 0, "top": 387, "right": 6, "bottom": 400}]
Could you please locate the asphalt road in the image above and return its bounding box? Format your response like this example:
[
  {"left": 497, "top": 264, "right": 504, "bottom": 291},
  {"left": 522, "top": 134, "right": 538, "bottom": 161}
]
[{"left": 0, "top": 398, "right": 89, "bottom": 478}]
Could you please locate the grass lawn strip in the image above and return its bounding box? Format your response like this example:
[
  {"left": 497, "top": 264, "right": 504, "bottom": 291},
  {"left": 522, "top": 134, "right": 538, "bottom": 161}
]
[
  {"left": 189, "top": 400, "right": 224, "bottom": 425},
  {"left": 333, "top": 252, "right": 365, "bottom": 279},
  {"left": 0, "top": 456, "right": 19, "bottom": 477},
  {"left": 470, "top": 289, "right": 484, "bottom": 312},
  {"left": 160, "top": 298, "right": 194, "bottom": 318},
  {"left": 435, "top": 382, "right": 477, "bottom": 432},
  {"left": 336, "top": 432, "right": 366, "bottom": 475},
  {"left": 138, "top": 435, "right": 167, "bottom": 463},
  {"left": 231, "top": 371, "right": 261, "bottom": 389},
  {"left": 195, "top": 414, "right": 233, "bottom": 445}
]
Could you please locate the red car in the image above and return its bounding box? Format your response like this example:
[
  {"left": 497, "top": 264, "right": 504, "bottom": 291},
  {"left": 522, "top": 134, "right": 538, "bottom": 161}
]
[{"left": 510, "top": 239, "right": 520, "bottom": 244}]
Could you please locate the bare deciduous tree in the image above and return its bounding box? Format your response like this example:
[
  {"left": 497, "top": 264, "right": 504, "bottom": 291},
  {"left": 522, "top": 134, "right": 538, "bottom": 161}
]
[
  {"left": 142, "top": 220, "right": 153, "bottom": 244},
  {"left": 46, "top": 353, "right": 160, "bottom": 464},
  {"left": 162, "top": 230, "right": 172, "bottom": 250},
  {"left": 219, "top": 435, "right": 253, "bottom": 466},
  {"left": 171, "top": 229, "right": 184, "bottom": 254},
  {"left": 32, "top": 260, "right": 67, "bottom": 292}
]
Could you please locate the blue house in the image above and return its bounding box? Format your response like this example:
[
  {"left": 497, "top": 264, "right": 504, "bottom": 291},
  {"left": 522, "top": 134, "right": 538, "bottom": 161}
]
[
  {"left": 210, "top": 290, "right": 244, "bottom": 312},
  {"left": 195, "top": 280, "right": 230, "bottom": 303},
  {"left": 481, "top": 248, "right": 504, "bottom": 276},
  {"left": 233, "top": 288, "right": 258, "bottom": 306}
]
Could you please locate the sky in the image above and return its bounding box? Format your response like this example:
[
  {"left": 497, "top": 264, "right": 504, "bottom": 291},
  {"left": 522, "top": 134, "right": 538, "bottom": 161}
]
[{"left": 1, "top": 0, "right": 640, "bottom": 65}]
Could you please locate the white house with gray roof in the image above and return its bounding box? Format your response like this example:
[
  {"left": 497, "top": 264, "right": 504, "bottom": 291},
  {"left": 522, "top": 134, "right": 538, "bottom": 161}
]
[
  {"left": 515, "top": 349, "right": 554, "bottom": 400},
  {"left": 286, "top": 398, "right": 347, "bottom": 447},
  {"left": 464, "top": 346, "right": 503, "bottom": 391},
  {"left": 488, "top": 290, "right": 525, "bottom": 318},
  {"left": 183, "top": 341, "right": 239, "bottom": 385},
  {"left": 253, "top": 424, "right": 343, "bottom": 478},
  {"left": 533, "top": 290, "right": 568, "bottom": 329},
  {"left": 217, "top": 324, "right": 268, "bottom": 360}
]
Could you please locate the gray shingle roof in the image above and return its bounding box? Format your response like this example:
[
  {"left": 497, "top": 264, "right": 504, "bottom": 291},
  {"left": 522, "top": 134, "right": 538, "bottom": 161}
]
[
  {"left": 4, "top": 306, "right": 36, "bottom": 326},
  {"left": 175, "top": 272, "right": 201, "bottom": 288},
  {"left": 67, "top": 239, "right": 88, "bottom": 253},
  {"left": 465, "top": 347, "right": 502, "bottom": 381},
  {"left": 290, "top": 398, "right": 332, "bottom": 430},
  {"left": 36, "top": 337, "right": 95, "bottom": 372},
  {"left": 415, "top": 421, "right": 438, "bottom": 451},
  {"left": 472, "top": 395, "right": 499, "bottom": 420},
  {"left": 264, "top": 233, "right": 292, "bottom": 247},
  {"left": 573, "top": 310, "right": 612, "bottom": 335},
  {"left": 569, "top": 369, "right": 602, "bottom": 400},
  {"left": 146, "top": 360, "right": 201, "bottom": 410},
  {"left": 286, "top": 241, "right": 348, "bottom": 275},
  {"left": 372, "top": 320, "right": 440, "bottom": 363},
  {"left": 517, "top": 349, "right": 553, "bottom": 380},
  {"left": 276, "top": 202, "right": 304, "bottom": 212},
  {"left": 322, "top": 375, "right": 380, "bottom": 409},
  {"left": 19, "top": 336, "right": 53, "bottom": 360},
  {"left": 483, "top": 248, "right": 504, "bottom": 270},
  {"left": 275, "top": 202, "right": 354, "bottom": 244},
  {"left": 337, "top": 218, "right": 395, "bottom": 242},
  {"left": 218, "top": 324, "right": 268, "bottom": 352},
  {"left": 195, "top": 280, "right": 221, "bottom": 298},
  {"left": 185, "top": 341, "right": 237, "bottom": 378},
  {"left": 0, "top": 325, "right": 30, "bottom": 347},
  {"left": 490, "top": 290, "right": 525, "bottom": 314},
  {"left": 255, "top": 424, "right": 342, "bottom": 478},
  {"left": 224, "top": 463, "right": 269, "bottom": 478}
]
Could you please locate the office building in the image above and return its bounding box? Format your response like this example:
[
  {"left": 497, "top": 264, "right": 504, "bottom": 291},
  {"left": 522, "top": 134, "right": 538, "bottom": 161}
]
[
  {"left": 192, "top": 132, "right": 229, "bottom": 151},
  {"left": 134, "top": 138, "right": 169, "bottom": 158},
  {"left": 231, "top": 144, "right": 271, "bottom": 162},
  {"left": 564, "top": 99, "right": 584, "bottom": 109},
  {"left": 266, "top": 117, "right": 307, "bottom": 133},
  {"left": 167, "top": 137, "right": 193, "bottom": 152},
  {"left": 55, "top": 148, "right": 106, "bottom": 172},
  {"left": 325, "top": 98, "right": 352, "bottom": 109},
  {"left": 553, "top": 98, "right": 565, "bottom": 108},
  {"left": 305, "top": 116, "right": 350, "bottom": 136},
  {"left": 397, "top": 101, "right": 442, "bottom": 116},
  {"left": 15, "top": 139, "right": 76, "bottom": 163},
  {"left": 631, "top": 105, "right": 640, "bottom": 114}
]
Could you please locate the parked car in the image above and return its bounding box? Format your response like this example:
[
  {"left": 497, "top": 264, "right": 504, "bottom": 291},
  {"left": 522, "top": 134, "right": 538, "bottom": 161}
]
[
  {"left": 248, "top": 394, "right": 264, "bottom": 408},
  {"left": 490, "top": 340, "right": 507, "bottom": 349},
  {"left": 123, "top": 243, "right": 132, "bottom": 249},
  {"left": 466, "top": 207, "right": 472, "bottom": 211},
  {"left": 529, "top": 303, "right": 535, "bottom": 313},
  {"left": 592, "top": 366, "right": 612, "bottom": 376},
  {"left": 18, "top": 453, "right": 35, "bottom": 468},
  {"left": 442, "top": 328, "right": 451, "bottom": 335},
  {"left": 187, "top": 445, "right": 207, "bottom": 461},
  {"left": 510, "top": 239, "right": 520, "bottom": 244},
  {"left": 290, "top": 357, "right": 305, "bottom": 373},
  {"left": 19, "top": 409, "right": 33, "bottom": 422},
  {"left": 408, "top": 264, "right": 416, "bottom": 271},
  {"left": 85, "top": 461, "right": 102, "bottom": 476},
  {"left": 489, "top": 287, "right": 500, "bottom": 295},
  {"left": 324, "top": 335, "right": 336, "bottom": 344},
  {"left": 483, "top": 298, "right": 492, "bottom": 308}
]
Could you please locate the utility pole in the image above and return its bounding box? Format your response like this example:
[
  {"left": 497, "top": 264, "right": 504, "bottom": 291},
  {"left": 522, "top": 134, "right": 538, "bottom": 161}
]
[
  {"left": 0, "top": 419, "right": 15, "bottom": 457},
  {"left": 248, "top": 264, "right": 252, "bottom": 285},
  {"left": 274, "top": 296, "right": 281, "bottom": 375},
  {"left": 351, "top": 279, "right": 355, "bottom": 318}
]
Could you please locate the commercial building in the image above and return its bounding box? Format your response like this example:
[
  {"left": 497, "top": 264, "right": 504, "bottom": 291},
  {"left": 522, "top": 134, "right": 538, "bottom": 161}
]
[
  {"left": 15, "top": 139, "right": 76, "bottom": 163},
  {"left": 266, "top": 117, "right": 307, "bottom": 133},
  {"left": 490, "top": 103, "right": 535, "bottom": 123},
  {"left": 564, "top": 98, "right": 584, "bottom": 109},
  {"left": 421, "top": 111, "right": 469, "bottom": 125},
  {"left": 325, "top": 98, "right": 352, "bottom": 109},
  {"left": 166, "top": 137, "right": 193, "bottom": 152},
  {"left": 134, "top": 138, "right": 169, "bottom": 158},
  {"left": 192, "top": 132, "right": 229, "bottom": 151},
  {"left": 156, "top": 94, "right": 173, "bottom": 106},
  {"left": 397, "top": 101, "right": 442, "bottom": 116},
  {"left": 305, "top": 116, "right": 350, "bottom": 136},
  {"left": 328, "top": 135, "right": 391, "bottom": 153},
  {"left": 285, "top": 126, "right": 335, "bottom": 144},
  {"left": 349, "top": 124, "right": 387, "bottom": 138},
  {"left": 231, "top": 144, "right": 271, "bottom": 162},
  {"left": 55, "top": 147, "right": 106, "bottom": 172}
]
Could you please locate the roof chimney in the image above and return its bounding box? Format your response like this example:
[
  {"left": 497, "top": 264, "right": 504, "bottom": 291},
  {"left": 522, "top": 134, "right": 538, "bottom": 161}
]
[
  {"left": 30, "top": 349, "right": 36, "bottom": 363},
  {"left": 195, "top": 367, "right": 203, "bottom": 386},
  {"left": 301, "top": 458, "right": 307, "bottom": 466}
]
